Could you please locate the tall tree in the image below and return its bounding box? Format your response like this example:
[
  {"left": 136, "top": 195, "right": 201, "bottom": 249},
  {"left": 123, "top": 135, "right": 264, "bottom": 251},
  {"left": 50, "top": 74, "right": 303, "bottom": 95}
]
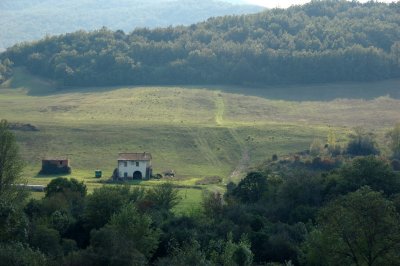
[
  {"left": 145, "top": 183, "right": 181, "bottom": 212},
  {"left": 0, "top": 119, "right": 28, "bottom": 242},
  {"left": 387, "top": 123, "right": 400, "bottom": 159},
  {"left": 88, "top": 204, "right": 160, "bottom": 265},
  {"left": 0, "top": 119, "right": 25, "bottom": 199},
  {"left": 303, "top": 187, "right": 400, "bottom": 266}
]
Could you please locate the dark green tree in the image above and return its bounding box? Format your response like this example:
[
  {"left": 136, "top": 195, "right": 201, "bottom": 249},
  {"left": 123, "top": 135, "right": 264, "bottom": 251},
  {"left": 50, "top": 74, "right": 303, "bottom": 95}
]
[
  {"left": 145, "top": 183, "right": 181, "bottom": 212},
  {"left": 346, "top": 127, "right": 380, "bottom": 156},
  {"left": 88, "top": 204, "right": 160, "bottom": 265},
  {"left": 0, "top": 120, "right": 28, "bottom": 242},
  {"left": 230, "top": 172, "right": 267, "bottom": 203},
  {"left": 335, "top": 156, "right": 400, "bottom": 196},
  {"left": 302, "top": 187, "right": 400, "bottom": 266},
  {"left": 0, "top": 242, "right": 47, "bottom": 266},
  {"left": 0, "top": 119, "right": 25, "bottom": 201},
  {"left": 45, "top": 177, "right": 86, "bottom": 198},
  {"left": 157, "top": 240, "right": 211, "bottom": 266},
  {"left": 387, "top": 123, "right": 400, "bottom": 159},
  {"left": 84, "top": 185, "right": 133, "bottom": 230}
]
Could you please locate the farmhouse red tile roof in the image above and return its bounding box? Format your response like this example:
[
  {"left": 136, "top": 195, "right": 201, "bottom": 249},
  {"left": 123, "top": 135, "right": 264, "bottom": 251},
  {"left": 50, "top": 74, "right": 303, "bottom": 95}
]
[{"left": 118, "top": 152, "right": 152, "bottom": 161}]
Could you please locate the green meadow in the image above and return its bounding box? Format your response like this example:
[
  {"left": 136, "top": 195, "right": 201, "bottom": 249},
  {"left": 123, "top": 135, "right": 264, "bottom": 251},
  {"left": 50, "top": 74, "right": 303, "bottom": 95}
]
[{"left": 1, "top": 68, "right": 400, "bottom": 210}]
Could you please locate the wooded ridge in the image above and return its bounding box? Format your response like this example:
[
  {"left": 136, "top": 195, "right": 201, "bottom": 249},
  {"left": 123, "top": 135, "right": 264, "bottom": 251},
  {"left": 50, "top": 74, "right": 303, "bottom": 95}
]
[{"left": 1, "top": 0, "right": 400, "bottom": 87}]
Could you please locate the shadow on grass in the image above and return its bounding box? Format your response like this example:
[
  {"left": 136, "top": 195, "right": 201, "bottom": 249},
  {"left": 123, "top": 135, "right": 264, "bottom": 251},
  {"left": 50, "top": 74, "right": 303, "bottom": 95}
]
[
  {"left": 7, "top": 67, "right": 400, "bottom": 101},
  {"left": 33, "top": 173, "right": 70, "bottom": 179}
]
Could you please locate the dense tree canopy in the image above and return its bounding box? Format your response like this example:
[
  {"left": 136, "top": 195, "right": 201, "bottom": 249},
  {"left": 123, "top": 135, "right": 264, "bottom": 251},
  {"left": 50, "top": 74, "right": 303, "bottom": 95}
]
[
  {"left": 2, "top": 1, "right": 399, "bottom": 87},
  {"left": 303, "top": 187, "right": 400, "bottom": 266},
  {"left": 1, "top": 139, "right": 400, "bottom": 265},
  {"left": 0, "top": 0, "right": 262, "bottom": 51}
]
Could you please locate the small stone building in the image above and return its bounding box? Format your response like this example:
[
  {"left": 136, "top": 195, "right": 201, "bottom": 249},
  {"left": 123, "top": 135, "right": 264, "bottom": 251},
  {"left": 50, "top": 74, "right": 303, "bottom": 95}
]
[
  {"left": 117, "top": 152, "right": 152, "bottom": 179},
  {"left": 40, "top": 158, "right": 71, "bottom": 175}
]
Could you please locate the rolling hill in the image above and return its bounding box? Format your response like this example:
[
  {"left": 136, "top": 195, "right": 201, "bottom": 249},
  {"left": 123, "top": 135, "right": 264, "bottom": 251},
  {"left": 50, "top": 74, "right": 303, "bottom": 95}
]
[
  {"left": 1, "top": 68, "right": 399, "bottom": 188},
  {"left": 2, "top": 1, "right": 399, "bottom": 87}
]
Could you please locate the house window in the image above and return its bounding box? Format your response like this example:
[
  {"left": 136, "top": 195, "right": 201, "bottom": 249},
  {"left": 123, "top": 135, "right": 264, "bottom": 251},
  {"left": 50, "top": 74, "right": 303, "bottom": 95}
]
[
  {"left": 124, "top": 161, "right": 127, "bottom": 167},
  {"left": 136, "top": 161, "right": 139, "bottom": 167},
  {"left": 124, "top": 172, "right": 128, "bottom": 178}
]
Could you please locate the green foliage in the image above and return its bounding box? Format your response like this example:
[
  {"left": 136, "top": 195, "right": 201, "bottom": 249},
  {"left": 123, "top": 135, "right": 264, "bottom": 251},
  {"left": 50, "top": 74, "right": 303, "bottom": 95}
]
[
  {"left": 43, "top": 178, "right": 87, "bottom": 222},
  {"left": 0, "top": 59, "right": 13, "bottom": 84},
  {"left": 3, "top": 1, "right": 400, "bottom": 87},
  {"left": 109, "top": 204, "right": 160, "bottom": 258},
  {"left": 229, "top": 171, "right": 267, "bottom": 203},
  {"left": 29, "top": 223, "right": 63, "bottom": 258},
  {"left": 275, "top": 174, "right": 324, "bottom": 223},
  {"left": 0, "top": 0, "right": 262, "bottom": 51},
  {"left": 157, "top": 240, "right": 211, "bottom": 266},
  {"left": 45, "top": 177, "right": 86, "bottom": 198},
  {"left": 210, "top": 233, "right": 253, "bottom": 266},
  {"left": 387, "top": 123, "right": 400, "bottom": 159},
  {"left": 88, "top": 204, "right": 160, "bottom": 265},
  {"left": 336, "top": 156, "right": 400, "bottom": 196},
  {"left": 0, "top": 199, "right": 29, "bottom": 242},
  {"left": 145, "top": 183, "right": 181, "bottom": 212},
  {"left": 302, "top": 187, "right": 400, "bottom": 266},
  {"left": 0, "top": 119, "right": 25, "bottom": 201},
  {"left": 309, "top": 138, "right": 324, "bottom": 156},
  {"left": 83, "top": 186, "right": 136, "bottom": 230},
  {"left": 0, "top": 242, "right": 47, "bottom": 266},
  {"left": 0, "top": 120, "right": 29, "bottom": 243},
  {"left": 202, "top": 191, "right": 224, "bottom": 219},
  {"left": 346, "top": 127, "right": 380, "bottom": 156},
  {"left": 326, "top": 129, "right": 341, "bottom": 156},
  {"left": 50, "top": 210, "right": 72, "bottom": 234}
]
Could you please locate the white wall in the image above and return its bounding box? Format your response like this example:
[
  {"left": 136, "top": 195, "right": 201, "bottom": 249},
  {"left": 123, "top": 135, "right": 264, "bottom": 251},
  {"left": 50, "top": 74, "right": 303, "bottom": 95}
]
[{"left": 118, "top": 160, "right": 149, "bottom": 178}]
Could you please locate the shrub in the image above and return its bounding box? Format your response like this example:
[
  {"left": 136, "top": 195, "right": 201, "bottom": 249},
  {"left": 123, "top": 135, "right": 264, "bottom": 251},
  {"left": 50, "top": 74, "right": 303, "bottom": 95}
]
[
  {"left": 309, "top": 139, "right": 324, "bottom": 156},
  {"left": 345, "top": 128, "right": 379, "bottom": 156}
]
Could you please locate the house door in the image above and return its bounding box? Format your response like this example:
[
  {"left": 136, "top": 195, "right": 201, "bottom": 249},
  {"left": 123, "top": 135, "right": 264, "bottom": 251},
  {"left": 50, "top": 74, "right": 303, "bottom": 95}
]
[{"left": 133, "top": 171, "right": 142, "bottom": 179}]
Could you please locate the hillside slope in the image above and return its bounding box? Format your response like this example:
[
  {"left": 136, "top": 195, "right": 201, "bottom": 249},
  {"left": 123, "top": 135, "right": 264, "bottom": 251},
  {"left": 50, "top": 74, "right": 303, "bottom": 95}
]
[
  {"left": 2, "top": 1, "right": 399, "bottom": 87},
  {"left": 0, "top": 0, "right": 263, "bottom": 51},
  {"left": 1, "top": 68, "right": 399, "bottom": 181}
]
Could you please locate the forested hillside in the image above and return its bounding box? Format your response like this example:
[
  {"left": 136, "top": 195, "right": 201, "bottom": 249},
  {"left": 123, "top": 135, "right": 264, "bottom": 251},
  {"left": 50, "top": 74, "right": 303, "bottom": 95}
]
[
  {"left": 0, "top": 0, "right": 262, "bottom": 51},
  {"left": 2, "top": 0, "right": 400, "bottom": 87}
]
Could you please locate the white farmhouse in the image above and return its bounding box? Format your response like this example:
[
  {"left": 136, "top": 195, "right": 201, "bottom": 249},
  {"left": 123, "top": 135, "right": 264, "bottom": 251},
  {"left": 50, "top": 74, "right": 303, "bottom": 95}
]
[{"left": 117, "top": 152, "right": 152, "bottom": 179}]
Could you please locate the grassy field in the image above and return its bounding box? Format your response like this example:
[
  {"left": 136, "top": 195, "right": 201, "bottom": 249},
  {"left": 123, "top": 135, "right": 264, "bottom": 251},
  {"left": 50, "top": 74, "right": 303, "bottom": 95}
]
[{"left": 1, "top": 68, "right": 399, "bottom": 210}]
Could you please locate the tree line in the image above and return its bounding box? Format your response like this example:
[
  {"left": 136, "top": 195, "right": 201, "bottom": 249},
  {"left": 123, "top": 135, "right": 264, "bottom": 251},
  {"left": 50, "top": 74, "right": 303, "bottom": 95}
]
[
  {"left": 2, "top": 119, "right": 400, "bottom": 265},
  {"left": 0, "top": 0, "right": 262, "bottom": 51},
  {"left": 1, "top": 0, "right": 400, "bottom": 87}
]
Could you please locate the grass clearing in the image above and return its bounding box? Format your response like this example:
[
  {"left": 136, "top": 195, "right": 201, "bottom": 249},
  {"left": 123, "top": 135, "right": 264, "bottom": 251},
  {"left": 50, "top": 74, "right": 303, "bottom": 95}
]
[{"left": 2, "top": 68, "right": 400, "bottom": 210}]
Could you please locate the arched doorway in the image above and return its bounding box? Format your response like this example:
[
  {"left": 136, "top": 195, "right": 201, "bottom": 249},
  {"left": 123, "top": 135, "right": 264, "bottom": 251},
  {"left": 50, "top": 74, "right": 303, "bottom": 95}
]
[{"left": 133, "top": 171, "right": 142, "bottom": 179}]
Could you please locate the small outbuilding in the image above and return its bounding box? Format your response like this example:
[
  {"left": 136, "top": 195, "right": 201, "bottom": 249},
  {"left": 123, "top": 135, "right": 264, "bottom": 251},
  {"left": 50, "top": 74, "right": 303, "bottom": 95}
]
[
  {"left": 117, "top": 152, "right": 152, "bottom": 179},
  {"left": 163, "top": 169, "right": 175, "bottom": 178},
  {"left": 40, "top": 158, "right": 71, "bottom": 175}
]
